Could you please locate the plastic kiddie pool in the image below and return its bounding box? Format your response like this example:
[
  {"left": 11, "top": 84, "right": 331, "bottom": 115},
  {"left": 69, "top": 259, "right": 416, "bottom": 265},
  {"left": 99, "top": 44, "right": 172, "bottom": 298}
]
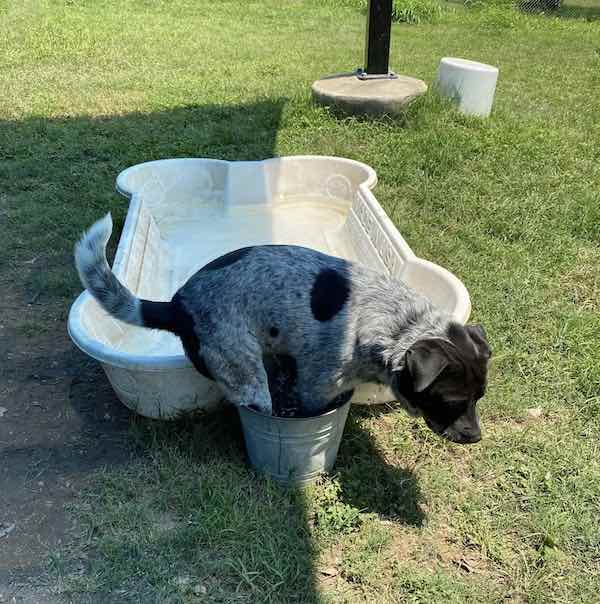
[{"left": 68, "top": 156, "right": 471, "bottom": 419}]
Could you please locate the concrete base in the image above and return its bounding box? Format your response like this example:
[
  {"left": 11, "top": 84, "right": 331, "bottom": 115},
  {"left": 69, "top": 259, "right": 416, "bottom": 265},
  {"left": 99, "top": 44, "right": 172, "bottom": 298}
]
[{"left": 312, "top": 72, "right": 427, "bottom": 117}]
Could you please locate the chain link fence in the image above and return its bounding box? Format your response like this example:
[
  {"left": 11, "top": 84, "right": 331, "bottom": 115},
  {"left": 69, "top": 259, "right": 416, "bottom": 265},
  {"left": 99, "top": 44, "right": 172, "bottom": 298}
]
[
  {"left": 449, "top": 0, "right": 600, "bottom": 20},
  {"left": 335, "top": 0, "right": 600, "bottom": 23},
  {"left": 520, "top": 0, "right": 599, "bottom": 19}
]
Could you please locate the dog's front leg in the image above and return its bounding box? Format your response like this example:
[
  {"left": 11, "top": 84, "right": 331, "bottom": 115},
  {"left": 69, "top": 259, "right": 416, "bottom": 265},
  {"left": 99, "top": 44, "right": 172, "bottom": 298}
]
[{"left": 203, "top": 345, "right": 273, "bottom": 415}]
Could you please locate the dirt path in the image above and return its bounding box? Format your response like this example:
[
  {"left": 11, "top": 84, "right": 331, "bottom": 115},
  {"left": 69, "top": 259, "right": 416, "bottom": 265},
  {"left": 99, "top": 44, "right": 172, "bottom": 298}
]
[{"left": 0, "top": 290, "right": 132, "bottom": 602}]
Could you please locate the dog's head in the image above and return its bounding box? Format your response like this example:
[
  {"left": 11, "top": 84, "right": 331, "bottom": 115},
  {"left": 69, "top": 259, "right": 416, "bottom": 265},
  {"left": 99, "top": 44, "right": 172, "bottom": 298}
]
[{"left": 391, "top": 323, "right": 491, "bottom": 445}]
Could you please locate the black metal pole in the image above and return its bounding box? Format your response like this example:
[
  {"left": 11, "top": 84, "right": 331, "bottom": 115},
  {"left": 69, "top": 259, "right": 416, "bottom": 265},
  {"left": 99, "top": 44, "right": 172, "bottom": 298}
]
[{"left": 363, "top": 0, "right": 393, "bottom": 76}]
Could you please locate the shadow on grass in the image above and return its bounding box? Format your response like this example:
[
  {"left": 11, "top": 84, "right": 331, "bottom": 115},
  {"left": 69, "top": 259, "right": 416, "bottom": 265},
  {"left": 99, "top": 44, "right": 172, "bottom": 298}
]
[
  {"left": 0, "top": 98, "right": 288, "bottom": 301},
  {"left": 90, "top": 405, "right": 321, "bottom": 603},
  {"left": 337, "top": 406, "right": 425, "bottom": 526},
  {"left": 1, "top": 99, "right": 425, "bottom": 601},
  {"left": 0, "top": 99, "right": 312, "bottom": 602}
]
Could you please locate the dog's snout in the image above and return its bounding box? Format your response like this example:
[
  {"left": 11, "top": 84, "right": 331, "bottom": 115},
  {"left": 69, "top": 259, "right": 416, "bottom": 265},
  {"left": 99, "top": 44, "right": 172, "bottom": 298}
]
[
  {"left": 451, "top": 414, "right": 482, "bottom": 443},
  {"left": 457, "top": 428, "right": 482, "bottom": 444},
  {"left": 432, "top": 416, "right": 481, "bottom": 445},
  {"left": 452, "top": 408, "right": 482, "bottom": 444},
  {"left": 443, "top": 427, "right": 481, "bottom": 445}
]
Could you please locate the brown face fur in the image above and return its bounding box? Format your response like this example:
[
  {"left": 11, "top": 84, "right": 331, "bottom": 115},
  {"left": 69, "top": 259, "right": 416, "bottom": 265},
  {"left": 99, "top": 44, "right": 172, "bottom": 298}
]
[{"left": 391, "top": 323, "right": 492, "bottom": 444}]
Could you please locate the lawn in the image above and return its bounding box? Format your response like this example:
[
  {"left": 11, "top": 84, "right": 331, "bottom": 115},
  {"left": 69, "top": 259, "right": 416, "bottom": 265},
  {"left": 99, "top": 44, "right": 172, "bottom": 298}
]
[{"left": 1, "top": 0, "right": 599, "bottom": 602}]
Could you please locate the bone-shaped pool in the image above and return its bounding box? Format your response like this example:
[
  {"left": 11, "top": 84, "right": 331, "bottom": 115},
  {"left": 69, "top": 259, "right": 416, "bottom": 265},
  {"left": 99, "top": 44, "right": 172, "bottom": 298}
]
[{"left": 68, "top": 156, "right": 471, "bottom": 418}]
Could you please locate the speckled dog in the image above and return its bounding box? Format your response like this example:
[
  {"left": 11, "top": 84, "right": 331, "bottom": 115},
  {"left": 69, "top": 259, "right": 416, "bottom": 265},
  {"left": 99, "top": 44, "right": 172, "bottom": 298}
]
[{"left": 75, "top": 214, "right": 491, "bottom": 444}]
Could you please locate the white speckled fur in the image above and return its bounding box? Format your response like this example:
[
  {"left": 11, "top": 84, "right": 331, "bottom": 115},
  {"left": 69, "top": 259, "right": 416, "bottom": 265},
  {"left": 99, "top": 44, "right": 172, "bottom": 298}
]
[{"left": 75, "top": 213, "right": 142, "bottom": 326}]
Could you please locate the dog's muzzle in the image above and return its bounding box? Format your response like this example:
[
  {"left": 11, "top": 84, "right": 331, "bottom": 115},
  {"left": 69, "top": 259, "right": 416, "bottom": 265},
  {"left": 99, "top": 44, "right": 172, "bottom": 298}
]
[
  {"left": 425, "top": 418, "right": 482, "bottom": 445},
  {"left": 396, "top": 394, "right": 422, "bottom": 418}
]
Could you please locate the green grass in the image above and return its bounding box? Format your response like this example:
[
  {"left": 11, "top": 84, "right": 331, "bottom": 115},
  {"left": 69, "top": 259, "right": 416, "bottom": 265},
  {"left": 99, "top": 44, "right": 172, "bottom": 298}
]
[{"left": 1, "top": 0, "right": 599, "bottom": 602}]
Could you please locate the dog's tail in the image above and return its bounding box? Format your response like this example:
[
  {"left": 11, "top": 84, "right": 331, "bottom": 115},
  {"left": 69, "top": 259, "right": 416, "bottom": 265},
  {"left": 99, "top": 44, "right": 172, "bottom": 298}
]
[{"left": 74, "top": 214, "right": 174, "bottom": 332}]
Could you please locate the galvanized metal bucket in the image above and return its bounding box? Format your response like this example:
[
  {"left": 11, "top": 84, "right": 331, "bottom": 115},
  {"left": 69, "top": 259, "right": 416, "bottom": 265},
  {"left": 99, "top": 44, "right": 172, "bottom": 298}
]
[{"left": 238, "top": 402, "right": 351, "bottom": 486}]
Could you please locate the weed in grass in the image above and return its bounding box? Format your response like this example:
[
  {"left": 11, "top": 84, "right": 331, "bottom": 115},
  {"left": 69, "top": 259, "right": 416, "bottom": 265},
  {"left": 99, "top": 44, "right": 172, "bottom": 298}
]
[
  {"left": 309, "top": 478, "right": 363, "bottom": 537},
  {"left": 327, "top": 0, "right": 444, "bottom": 24}
]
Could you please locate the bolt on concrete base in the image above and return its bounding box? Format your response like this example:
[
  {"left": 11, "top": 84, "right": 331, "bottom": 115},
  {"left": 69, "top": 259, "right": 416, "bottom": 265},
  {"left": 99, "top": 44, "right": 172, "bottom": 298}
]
[{"left": 312, "top": 71, "right": 427, "bottom": 117}]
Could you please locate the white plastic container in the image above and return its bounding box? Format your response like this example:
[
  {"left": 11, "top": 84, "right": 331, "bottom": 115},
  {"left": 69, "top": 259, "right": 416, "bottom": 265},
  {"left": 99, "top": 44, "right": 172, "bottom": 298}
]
[
  {"left": 436, "top": 57, "right": 499, "bottom": 118},
  {"left": 68, "top": 156, "right": 471, "bottom": 419}
]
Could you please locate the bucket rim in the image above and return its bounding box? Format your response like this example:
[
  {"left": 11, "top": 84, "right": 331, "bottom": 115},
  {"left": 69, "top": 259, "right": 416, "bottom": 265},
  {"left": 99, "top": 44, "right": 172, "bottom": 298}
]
[{"left": 238, "top": 401, "right": 351, "bottom": 424}]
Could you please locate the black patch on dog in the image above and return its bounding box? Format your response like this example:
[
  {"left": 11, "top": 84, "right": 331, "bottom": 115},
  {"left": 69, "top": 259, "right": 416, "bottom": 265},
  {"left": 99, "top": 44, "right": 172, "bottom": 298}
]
[
  {"left": 171, "top": 294, "right": 213, "bottom": 381},
  {"left": 200, "top": 247, "right": 253, "bottom": 272},
  {"left": 263, "top": 353, "right": 299, "bottom": 417},
  {"left": 310, "top": 268, "right": 350, "bottom": 322},
  {"left": 141, "top": 300, "right": 174, "bottom": 331},
  {"left": 269, "top": 326, "right": 279, "bottom": 338}
]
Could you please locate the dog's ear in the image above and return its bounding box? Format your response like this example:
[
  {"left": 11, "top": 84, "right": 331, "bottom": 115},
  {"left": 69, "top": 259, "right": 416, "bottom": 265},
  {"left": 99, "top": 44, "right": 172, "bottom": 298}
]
[
  {"left": 466, "top": 324, "right": 492, "bottom": 359},
  {"left": 405, "top": 340, "right": 449, "bottom": 393}
]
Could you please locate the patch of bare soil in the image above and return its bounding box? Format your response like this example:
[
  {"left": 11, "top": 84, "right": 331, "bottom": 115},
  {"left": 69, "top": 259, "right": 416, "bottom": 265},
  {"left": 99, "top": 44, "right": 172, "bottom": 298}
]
[{"left": 0, "top": 288, "right": 133, "bottom": 602}]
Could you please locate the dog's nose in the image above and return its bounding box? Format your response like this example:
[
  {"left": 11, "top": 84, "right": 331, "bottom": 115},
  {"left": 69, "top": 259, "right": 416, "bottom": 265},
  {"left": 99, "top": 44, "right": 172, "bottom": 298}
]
[{"left": 459, "top": 430, "right": 482, "bottom": 444}]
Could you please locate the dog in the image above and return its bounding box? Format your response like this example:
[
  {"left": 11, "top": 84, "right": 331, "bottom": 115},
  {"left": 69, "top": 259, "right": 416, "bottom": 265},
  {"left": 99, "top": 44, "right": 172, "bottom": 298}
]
[{"left": 75, "top": 214, "right": 491, "bottom": 444}]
